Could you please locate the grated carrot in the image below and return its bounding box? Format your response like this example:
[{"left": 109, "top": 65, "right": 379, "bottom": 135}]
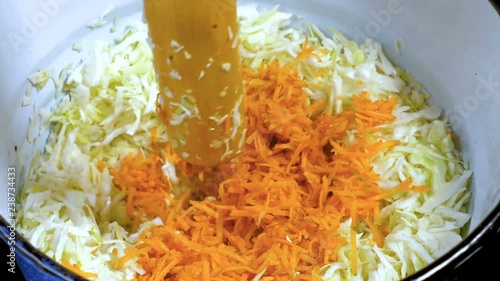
[
  {"left": 96, "top": 160, "right": 105, "bottom": 173},
  {"left": 106, "top": 60, "right": 429, "bottom": 280},
  {"left": 61, "top": 259, "right": 98, "bottom": 279},
  {"left": 225, "top": 115, "right": 232, "bottom": 133},
  {"left": 109, "top": 151, "right": 173, "bottom": 220},
  {"left": 295, "top": 37, "right": 322, "bottom": 64},
  {"left": 350, "top": 229, "right": 358, "bottom": 274},
  {"left": 365, "top": 219, "right": 384, "bottom": 247}
]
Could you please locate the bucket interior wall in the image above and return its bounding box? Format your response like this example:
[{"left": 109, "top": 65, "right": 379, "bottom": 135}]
[{"left": 0, "top": 0, "right": 499, "bottom": 278}]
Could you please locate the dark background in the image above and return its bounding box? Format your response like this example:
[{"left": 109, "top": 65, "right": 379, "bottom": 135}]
[{"left": 1, "top": 0, "right": 499, "bottom": 280}]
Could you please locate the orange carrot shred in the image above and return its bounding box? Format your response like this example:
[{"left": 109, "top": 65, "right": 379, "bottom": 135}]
[
  {"left": 97, "top": 160, "right": 105, "bottom": 173},
  {"left": 366, "top": 219, "right": 384, "bottom": 247},
  {"left": 350, "top": 229, "right": 358, "bottom": 274},
  {"left": 61, "top": 259, "right": 98, "bottom": 279},
  {"left": 107, "top": 61, "right": 429, "bottom": 280}
]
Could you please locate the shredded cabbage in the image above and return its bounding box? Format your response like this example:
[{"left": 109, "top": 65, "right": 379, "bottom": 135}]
[
  {"left": 18, "top": 6, "right": 471, "bottom": 281},
  {"left": 18, "top": 22, "right": 166, "bottom": 280},
  {"left": 28, "top": 69, "right": 52, "bottom": 90}
]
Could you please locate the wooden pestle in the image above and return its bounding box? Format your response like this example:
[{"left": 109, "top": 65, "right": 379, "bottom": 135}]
[{"left": 144, "top": 0, "right": 245, "bottom": 167}]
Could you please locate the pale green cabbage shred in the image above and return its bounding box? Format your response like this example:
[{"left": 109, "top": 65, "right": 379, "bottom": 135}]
[{"left": 18, "top": 6, "right": 471, "bottom": 281}]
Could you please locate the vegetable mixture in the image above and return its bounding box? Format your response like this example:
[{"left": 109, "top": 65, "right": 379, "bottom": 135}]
[{"left": 18, "top": 6, "right": 472, "bottom": 281}]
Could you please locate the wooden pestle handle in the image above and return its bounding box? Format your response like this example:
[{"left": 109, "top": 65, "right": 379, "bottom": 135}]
[{"left": 144, "top": 0, "right": 245, "bottom": 166}]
